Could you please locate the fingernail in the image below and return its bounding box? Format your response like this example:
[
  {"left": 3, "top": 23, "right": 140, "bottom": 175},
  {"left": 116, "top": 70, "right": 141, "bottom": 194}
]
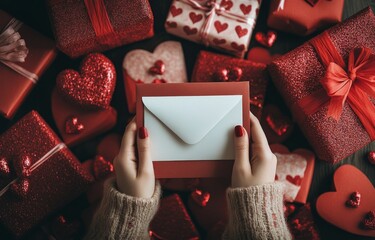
[
  {"left": 138, "top": 127, "right": 148, "bottom": 139},
  {"left": 235, "top": 125, "right": 244, "bottom": 137}
]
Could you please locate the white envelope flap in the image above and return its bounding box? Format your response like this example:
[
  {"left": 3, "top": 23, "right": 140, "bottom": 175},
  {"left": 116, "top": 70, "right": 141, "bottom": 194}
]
[{"left": 142, "top": 95, "right": 242, "bottom": 144}]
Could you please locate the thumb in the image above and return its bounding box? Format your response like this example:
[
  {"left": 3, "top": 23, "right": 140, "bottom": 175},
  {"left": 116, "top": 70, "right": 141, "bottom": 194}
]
[
  {"left": 137, "top": 127, "right": 154, "bottom": 177},
  {"left": 233, "top": 125, "right": 251, "bottom": 173}
]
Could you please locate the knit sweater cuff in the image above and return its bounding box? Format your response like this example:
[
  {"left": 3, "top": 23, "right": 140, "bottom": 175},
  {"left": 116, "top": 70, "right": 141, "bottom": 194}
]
[
  {"left": 85, "top": 178, "right": 161, "bottom": 240},
  {"left": 224, "top": 183, "right": 291, "bottom": 240}
]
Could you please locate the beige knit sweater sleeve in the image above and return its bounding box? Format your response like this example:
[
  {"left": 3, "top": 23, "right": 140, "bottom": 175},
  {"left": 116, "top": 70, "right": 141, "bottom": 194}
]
[
  {"left": 223, "top": 183, "right": 292, "bottom": 240},
  {"left": 84, "top": 178, "right": 161, "bottom": 240}
]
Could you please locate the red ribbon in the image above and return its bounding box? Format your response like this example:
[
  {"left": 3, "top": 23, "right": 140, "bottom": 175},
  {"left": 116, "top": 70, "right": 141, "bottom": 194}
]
[
  {"left": 84, "top": 0, "right": 121, "bottom": 47},
  {"left": 298, "top": 31, "right": 375, "bottom": 140}
]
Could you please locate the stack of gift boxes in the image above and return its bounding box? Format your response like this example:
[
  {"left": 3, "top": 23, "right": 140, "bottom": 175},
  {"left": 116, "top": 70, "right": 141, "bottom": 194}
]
[{"left": 0, "top": 0, "right": 374, "bottom": 239}]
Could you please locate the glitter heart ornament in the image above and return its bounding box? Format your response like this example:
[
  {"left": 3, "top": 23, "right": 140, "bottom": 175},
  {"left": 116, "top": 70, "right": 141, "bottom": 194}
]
[
  {"left": 316, "top": 165, "right": 375, "bottom": 237},
  {"left": 255, "top": 31, "right": 277, "bottom": 48},
  {"left": 191, "top": 189, "right": 210, "bottom": 207},
  {"left": 10, "top": 178, "right": 30, "bottom": 198},
  {"left": 92, "top": 155, "right": 114, "bottom": 180},
  {"left": 56, "top": 53, "right": 116, "bottom": 109}
]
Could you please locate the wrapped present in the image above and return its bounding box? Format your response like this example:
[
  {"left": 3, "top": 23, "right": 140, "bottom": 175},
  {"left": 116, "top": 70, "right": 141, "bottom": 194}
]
[
  {"left": 270, "top": 144, "right": 315, "bottom": 204},
  {"left": 46, "top": 0, "right": 154, "bottom": 58},
  {"left": 0, "top": 10, "right": 56, "bottom": 119},
  {"left": 287, "top": 203, "right": 320, "bottom": 240},
  {"left": 0, "top": 111, "right": 93, "bottom": 237},
  {"left": 268, "top": 8, "right": 375, "bottom": 163},
  {"left": 149, "top": 194, "right": 200, "bottom": 240},
  {"left": 316, "top": 165, "right": 375, "bottom": 237},
  {"left": 122, "top": 41, "right": 188, "bottom": 113},
  {"left": 165, "top": 0, "right": 261, "bottom": 57},
  {"left": 191, "top": 50, "right": 268, "bottom": 118},
  {"left": 52, "top": 53, "right": 117, "bottom": 147},
  {"left": 267, "top": 0, "right": 344, "bottom": 36}
]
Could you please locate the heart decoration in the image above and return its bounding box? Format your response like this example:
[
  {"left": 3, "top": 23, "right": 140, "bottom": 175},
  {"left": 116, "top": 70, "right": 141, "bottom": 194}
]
[
  {"left": 261, "top": 105, "right": 294, "bottom": 143},
  {"left": 220, "top": 0, "right": 233, "bottom": 10},
  {"left": 215, "top": 67, "right": 243, "bottom": 82},
  {"left": 65, "top": 116, "right": 85, "bottom": 135},
  {"left": 191, "top": 189, "right": 210, "bottom": 207},
  {"left": 56, "top": 53, "right": 116, "bottom": 110},
  {"left": 346, "top": 191, "right": 361, "bottom": 208},
  {"left": 189, "top": 12, "right": 203, "bottom": 24},
  {"left": 10, "top": 178, "right": 30, "bottom": 199},
  {"left": 183, "top": 26, "right": 198, "bottom": 35},
  {"left": 368, "top": 151, "right": 375, "bottom": 165},
  {"left": 214, "top": 21, "right": 228, "bottom": 33},
  {"left": 362, "top": 211, "right": 375, "bottom": 230},
  {"left": 149, "top": 60, "right": 165, "bottom": 75},
  {"left": 316, "top": 165, "right": 375, "bottom": 237},
  {"left": 235, "top": 26, "right": 248, "bottom": 38},
  {"left": 170, "top": 5, "right": 183, "bottom": 17},
  {"left": 13, "top": 154, "right": 32, "bottom": 178},
  {"left": 271, "top": 144, "right": 315, "bottom": 204},
  {"left": 213, "top": 38, "right": 226, "bottom": 45},
  {"left": 92, "top": 155, "right": 114, "bottom": 180},
  {"left": 255, "top": 31, "right": 277, "bottom": 48},
  {"left": 165, "top": 21, "right": 177, "bottom": 28},
  {"left": 240, "top": 4, "right": 252, "bottom": 15},
  {"left": 0, "top": 157, "right": 11, "bottom": 178}
]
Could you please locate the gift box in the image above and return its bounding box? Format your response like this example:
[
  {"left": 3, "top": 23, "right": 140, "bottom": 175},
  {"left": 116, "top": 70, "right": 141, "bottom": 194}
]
[
  {"left": 165, "top": 0, "right": 261, "bottom": 57},
  {"left": 191, "top": 50, "right": 268, "bottom": 118},
  {"left": 150, "top": 194, "right": 200, "bottom": 240},
  {"left": 123, "top": 41, "right": 188, "bottom": 113},
  {"left": 270, "top": 144, "right": 315, "bottom": 204},
  {"left": 0, "top": 111, "right": 93, "bottom": 237},
  {"left": 47, "top": 0, "right": 154, "bottom": 58},
  {"left": 0, "top": 10, "right": 56, "bottom": 119},
  {"left": 287, "top": 203, "right": 320, "bottom": 240},
  {"left": 267, "top": 0, "right": 344, "bottom": 36},
  {"left": 52, "top": 53, "right": 117, "bottom": 147},
  {"left": 268, "top": 8, "right": 375, "bottom": 163}
]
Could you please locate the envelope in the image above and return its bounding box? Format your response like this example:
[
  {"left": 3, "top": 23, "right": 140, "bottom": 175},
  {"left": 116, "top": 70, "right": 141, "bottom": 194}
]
[{"left": 136, "top": 82, "right": 250, "bottom": 178}]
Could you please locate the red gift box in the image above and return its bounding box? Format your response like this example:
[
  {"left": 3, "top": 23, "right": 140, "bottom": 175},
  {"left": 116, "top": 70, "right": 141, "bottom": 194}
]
[
  {"left": 0, "top": 10, "right": 56, "bottom": 119},
  {"left": 0, "top": 111, "right": 93, "bottom": 237},
  {"left": 268, "top": 8, "right": 375, "bottom": 163},
  {"left": 267, "top": 0, "right": 344, "bottom": 36},
  {"left": 47, "top": 0, "right": 154, "bottom": 58},
  {"left": 165, "top": 0, "right": 261, "bottom": 57},
  {"left": 150, "top": 194, "right": 200, "bottom": 240},
  {"left": 192, "top": 50, "right": 268, "bottom": 118}
]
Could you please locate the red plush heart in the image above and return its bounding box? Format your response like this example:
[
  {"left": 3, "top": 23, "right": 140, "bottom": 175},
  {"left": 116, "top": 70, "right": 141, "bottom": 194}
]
[
  {"left": 56, "top": 53, "right": 116, "bottom": 109},
  {"left": 191, "top": 189, "right": 210, "bottom": 207},
  {"left": 0, "top": 157, "right": 11, "bottom": 178},
  {"left": 189, "top": 12, "right": 203, "bottom": 24},
  {"left": 235, "top": 26, "right": 248, "bottom": 38},
  {"left": 183, "top": 26, "right": 198, "bottom": 35},
  {"left": 214, "top": 21, "right": 228, "bottom": 33},
  {"left": 286, "top": 175, "right": 303, "bottom": 186},
  {"left": 170, "top": 5, "right": 183, "bottom": 17},
  {"left": 240, "top": 4, "right": 252, "bottom": 15},
  {"left": 10, "top": 178, "right": 30, "bottom": 198},
  {"left": 92, "top": 155, "right": 114, "bottom": 180},
  {"left": 255, "top": 31, "right": 277, "bottom": 48},
  {"left": 316, "top": 165, "right": 375, "bottom": 237}
]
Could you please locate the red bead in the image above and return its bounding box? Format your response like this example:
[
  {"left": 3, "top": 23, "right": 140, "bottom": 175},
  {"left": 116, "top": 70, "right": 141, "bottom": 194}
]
[{"left": 367, "top": 151, "right": 375, "bottom": 165}]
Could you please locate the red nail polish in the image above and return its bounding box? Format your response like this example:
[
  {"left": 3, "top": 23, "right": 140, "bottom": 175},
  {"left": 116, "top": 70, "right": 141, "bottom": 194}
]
[
  {"left": 235, "top": 125, "right": 244, "bottom": 137},
  {"left": 139, "top": 127, "right": 148, "bottom": 139}
]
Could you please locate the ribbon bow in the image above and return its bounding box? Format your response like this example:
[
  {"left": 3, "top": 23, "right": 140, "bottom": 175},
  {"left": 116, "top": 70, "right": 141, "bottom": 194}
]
[{"left": 0, "top": 18, "right": 28, "bottom": 63}]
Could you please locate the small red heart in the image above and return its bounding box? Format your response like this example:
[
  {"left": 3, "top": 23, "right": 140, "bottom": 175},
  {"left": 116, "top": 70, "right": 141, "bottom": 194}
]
[
  {"left": 170, "top": 5, "right": 183, "bottom": 17},
  {"left": 220, "top": 0, "right": 233, "bottom": 10},
  {"left": 165, "top": 21, "right": 177, "bottom": 28},
  {"left": 191, "top": 189, "right": 210, "bottom": 207},
  {"left": 240, "top": 4, "right": 252, "bottom": 15},
  {"left": 51, "top": 215, "right": 82, "bottom": 239},
  {"left": 214, "top": 21, "right": 228, "bottom": 33},
  {"left": 255, "top": 31, "right": 277, "bottom": 48},
  {"left": 265, "top": 107, "right": 292, "bottom": 137},
  {"left": 13, "top": 154, "right": 32, "bottom": 178},
  {"left": 152, "top": 79, "right": 167, "bottom": 84},
  {"left": 93, "top": 155, "right": 114, "bottom": 180},
  {"left": 346, "top": 191, "right": 361, "bottom": 208},
  {"left": 10, "top": 178, "right": 30, "bottom": 198},
  {"left": 235, "top": 26, "right": 248, "bottom": 38},
  {"left": 361, "top": 211, "right": 375, "bottom": 230},
  {"left": 65, "top": 116, "right": 85, "bottom": 134},
  {"left": 0, "top": 157, "right": 10, "bottom": 178},
  {"left": 368, "top": 151, "right": 375, "bottom": 165},
  {"left": 183, "top": 26, "right": 198, "bottom": 35},
  {"left": 215, "top": 67, "right": 242, "bottom": 82},
  {"left": 189, "top": 12, "right": 203, "bottom": 24},
  {"left": 230, "top": 42, "right": 245, "bottom": 51},
  {"left": 286, "top": 175, "right": 303, "bottom": 186},
  {"left": 56, "top": 53, "right": 116, "bottom": 109},
  {"left": 213, "top": 38, "right": 226, "bottom": 45},
  {"left": 149, "top": 60, "right": 165, "bottom": 75}
]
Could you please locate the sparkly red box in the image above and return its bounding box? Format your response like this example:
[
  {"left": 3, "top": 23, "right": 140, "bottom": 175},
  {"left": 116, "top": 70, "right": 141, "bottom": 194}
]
[
  {"left": 268, "top": 8, "right": 375, "bottom": 163},
  {"left": 267, "top": 0, "right": 344, "bottom": 36},
  {"left": 192, "top": 50, "right": 268, "bottom": 118},
  {"left": 0, "top": 111, "right": 93, "bottom": 237},
  {"left": 0, "top": 10, "right": 56, "bottom": 119},
  {"left": 47, "top": 0, "right": 154, "bottom": 58}
]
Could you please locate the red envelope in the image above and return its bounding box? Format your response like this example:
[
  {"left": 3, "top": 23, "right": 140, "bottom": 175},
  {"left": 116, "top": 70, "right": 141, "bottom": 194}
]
[{"left": 136, "top": 82, "right": 250, "bottom": 178}]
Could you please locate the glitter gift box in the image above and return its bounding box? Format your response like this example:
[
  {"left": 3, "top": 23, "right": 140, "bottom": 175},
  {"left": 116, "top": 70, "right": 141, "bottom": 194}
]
[
  {"left": 268, "top": 8, "right": 375, "bottom": 163},
  {"left": 46, "top": 0, "right": 154, "bottom": 58},
  {"left": 150, "top": 194, "right": 200, "bottom": 240},
  {"left": 0, "top": 111, "right": 93, "bottom": 237},
  {"left": 191, "top": 50, "right": 268, "bottom": 118},
  {"left": 0, "top": 10, "right": 56, "bottom": 119},
  {"left": 267, "top": 0, "right": 344, "bottom": 36},
  {"left": 165, "top": 0, "right": 261, "bottom": 57}
]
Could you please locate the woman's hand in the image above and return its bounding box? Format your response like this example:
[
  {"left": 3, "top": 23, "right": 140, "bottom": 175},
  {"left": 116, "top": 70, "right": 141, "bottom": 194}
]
[
  {"left": 114, "top": 119, "right": 155, "bottom": 198},
  {"left": 231, "top": 112, "right": 277, "bottom": 188}
]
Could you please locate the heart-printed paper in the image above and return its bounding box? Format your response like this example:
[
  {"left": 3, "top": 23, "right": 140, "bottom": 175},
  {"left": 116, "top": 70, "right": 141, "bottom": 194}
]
[
  {"left": 56, "top": 53, "right": 116, "bottom": 109},
  {"left": 271, "top": 144, "right": 315, "bottom": 204},
  {"left": 316, "top": 165, "right": 375, "bottom": 237}
]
